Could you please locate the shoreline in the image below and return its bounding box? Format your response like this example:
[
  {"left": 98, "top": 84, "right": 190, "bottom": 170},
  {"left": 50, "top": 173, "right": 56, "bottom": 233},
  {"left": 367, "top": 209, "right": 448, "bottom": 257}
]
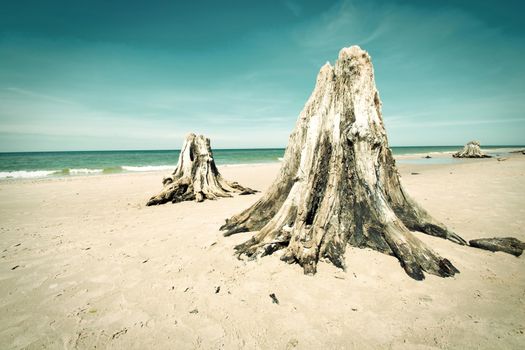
[{"left": 1, "top": 147, "right": 523, "bottom": 182}]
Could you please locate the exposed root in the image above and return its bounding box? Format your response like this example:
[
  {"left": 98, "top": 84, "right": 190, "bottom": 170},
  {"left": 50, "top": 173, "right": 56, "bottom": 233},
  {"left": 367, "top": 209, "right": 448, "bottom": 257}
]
[{"left": 382, "top": 223, "right": 459, "bottom": 280}]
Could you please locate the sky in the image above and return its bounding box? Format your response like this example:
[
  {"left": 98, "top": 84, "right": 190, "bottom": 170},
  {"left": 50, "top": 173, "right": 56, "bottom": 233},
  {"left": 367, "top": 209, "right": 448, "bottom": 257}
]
[{"left": 0, "top": 0, "right": 524, "bottom": 151}]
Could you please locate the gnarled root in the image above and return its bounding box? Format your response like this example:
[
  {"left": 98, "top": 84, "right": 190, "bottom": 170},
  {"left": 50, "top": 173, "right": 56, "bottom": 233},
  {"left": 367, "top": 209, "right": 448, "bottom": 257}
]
[
  {"left": 381, "top": 222, "right": 459, "bottom": 280},
  {"left": 233, "top": 212, "right": 460, "bottom": 280},
  {"left": 146, "top": 177, "right": 194, "bottom": 205}
]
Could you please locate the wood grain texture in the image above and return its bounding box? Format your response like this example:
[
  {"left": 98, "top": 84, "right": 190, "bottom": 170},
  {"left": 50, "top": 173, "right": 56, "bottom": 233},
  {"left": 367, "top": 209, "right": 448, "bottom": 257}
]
[{"left": 221, "top": 46, "right": 467, "bottom": 280}]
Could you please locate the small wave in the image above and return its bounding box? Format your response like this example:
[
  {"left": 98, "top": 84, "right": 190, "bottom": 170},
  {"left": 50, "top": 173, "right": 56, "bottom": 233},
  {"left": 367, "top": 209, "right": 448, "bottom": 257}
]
[
  {"left": 55, "top": 168, "right": 105, "bottom": 175},
  {"left": 0, "top": 165, "right": 174, "bottom": 179},
  {"left": 122, "top": 165, "right": 175, "bottom": 172},
  {"left": 69, "top": 168, "right": 104, "bottom": 175},
  {"left": 278, "top": 157, "right": 284, "bottom": 161},
  {"left": 52, "top": 168, "right": 71, "bottom": 176},
  {"left": 0, "top": 170, "right": 58, "bottom": 179},
  {"left": 102, "top": 166, "right": 124, "bottom": 174}
]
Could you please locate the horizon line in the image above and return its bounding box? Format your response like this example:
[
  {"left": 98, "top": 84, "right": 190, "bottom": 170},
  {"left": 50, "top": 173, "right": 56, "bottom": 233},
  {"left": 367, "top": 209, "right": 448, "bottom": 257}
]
[{"left": 1, "top": 144, "right": 525, "bottom": 154}]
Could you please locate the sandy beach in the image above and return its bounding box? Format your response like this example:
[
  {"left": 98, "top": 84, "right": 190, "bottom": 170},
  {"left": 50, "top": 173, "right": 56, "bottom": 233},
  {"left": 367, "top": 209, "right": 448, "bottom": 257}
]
[{"left": 1, "top": 153, "right": 524, "bottom": 349}]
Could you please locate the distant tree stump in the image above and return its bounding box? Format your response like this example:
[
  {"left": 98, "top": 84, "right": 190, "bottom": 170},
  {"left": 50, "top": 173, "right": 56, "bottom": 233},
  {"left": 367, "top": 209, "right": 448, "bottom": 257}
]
[
  {"left": 453, "top": 141, "right": 491, "bottom": 158},
  {"left": 221, "top": 46, "right": 468, "bottom": 280},
  {"left": 146, "top": 134, "right": 256, "bottom": 206}
]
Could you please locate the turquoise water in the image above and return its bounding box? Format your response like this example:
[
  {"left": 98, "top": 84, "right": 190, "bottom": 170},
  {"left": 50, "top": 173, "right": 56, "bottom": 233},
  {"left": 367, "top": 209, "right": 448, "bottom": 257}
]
[
  {"left": 0, "top": 146, "right": 521, "bottom": 179},
  {"left": 0, "top": 149, "right": 285, "bottom": 179}
]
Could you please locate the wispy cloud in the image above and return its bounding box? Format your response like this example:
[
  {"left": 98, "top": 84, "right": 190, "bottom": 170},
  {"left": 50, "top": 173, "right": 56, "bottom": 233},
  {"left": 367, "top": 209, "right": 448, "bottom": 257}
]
[
  {"left": 5, "top": 87, "right": 76, "bottom": 105},
  {"left": 291, "top": 1, "right": 387, "bottom": 54},
  {"left": 388, "top": 117, "right": 525, "bottom": 128},
  {"left": 284, "top": 0, "right": 302, "bottom": 17}
]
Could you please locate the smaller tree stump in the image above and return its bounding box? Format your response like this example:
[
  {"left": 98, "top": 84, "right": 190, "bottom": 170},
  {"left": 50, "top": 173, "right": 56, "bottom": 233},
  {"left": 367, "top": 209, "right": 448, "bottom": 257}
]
[
  {"left": 146, "top": 133, "right": 256, "bottom": 206},
  {"left": 453, "top": 141, "right": 491, "bottom": 158}
]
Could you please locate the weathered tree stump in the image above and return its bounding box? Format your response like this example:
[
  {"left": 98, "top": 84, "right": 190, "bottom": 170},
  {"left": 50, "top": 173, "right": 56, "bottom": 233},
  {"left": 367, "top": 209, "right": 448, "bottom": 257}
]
[
  {"left": 453, "top": 141, "right": 491, "bottom": 158},
  {"left": 146, "top": 134, "right": 256, "bottom": 206},
  {"left": 221, "top": 46, "right": 468, "bottom": 280},
  {"left": 469, "top": 237, "right": 524, "bottom": 257}
]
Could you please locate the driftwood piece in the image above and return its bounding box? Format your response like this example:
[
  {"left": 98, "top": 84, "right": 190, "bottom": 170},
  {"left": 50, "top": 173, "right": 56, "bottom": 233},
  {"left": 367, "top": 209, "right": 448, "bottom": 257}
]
[
  {"left": 453, "top": 141, "right": 491, "bottom": 158},
  {"left": 146, "top": 133, "right": 256, "bottom": 206},
  {"left": 221, "top": 46, "right": 468, "bottom": 280},
  {"left": 509, "top": 149, "right": 525, "bottom": 154},
  {"left": 469, "top": 237, "right": 525, "bottom": 257}
]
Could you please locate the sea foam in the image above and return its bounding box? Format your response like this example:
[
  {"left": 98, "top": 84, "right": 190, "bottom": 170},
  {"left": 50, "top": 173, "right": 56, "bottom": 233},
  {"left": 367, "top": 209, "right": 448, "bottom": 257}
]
[
  {"left": 68, "top": 168, "right": 104, "bottom": 175},
  {"left": 0, "top": 170, "right": 57, "bottom": 179}
]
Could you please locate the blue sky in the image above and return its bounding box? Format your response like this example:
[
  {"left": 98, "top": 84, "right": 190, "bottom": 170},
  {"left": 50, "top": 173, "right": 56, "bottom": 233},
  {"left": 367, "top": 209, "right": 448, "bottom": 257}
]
[{"left": 0, "top": 0, "right": 524, "bottom": 151}]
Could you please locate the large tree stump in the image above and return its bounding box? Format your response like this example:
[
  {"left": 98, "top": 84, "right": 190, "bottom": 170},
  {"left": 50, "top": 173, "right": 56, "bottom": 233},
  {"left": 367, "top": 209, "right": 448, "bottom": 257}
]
[
  {"left": 453, "top": 141, "right": 491, "bottom": 158},
  {"left": 146, "top": 134, "right": 256, "bottom": 206},
  {"left": 220, "top": 46, "right": 468, "bottom": 280}
]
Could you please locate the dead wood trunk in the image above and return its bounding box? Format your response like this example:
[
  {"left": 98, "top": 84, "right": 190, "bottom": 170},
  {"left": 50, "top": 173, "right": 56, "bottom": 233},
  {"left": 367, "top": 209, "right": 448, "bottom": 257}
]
[
  {"left": 453, "top": 141, "right": 491, "bottom": 158},
  {"left": 146, "top": 133, "right": 256, "bottom": 206},
  {"left": 220, "top": 46, "right": 468, "bottom": 280}
]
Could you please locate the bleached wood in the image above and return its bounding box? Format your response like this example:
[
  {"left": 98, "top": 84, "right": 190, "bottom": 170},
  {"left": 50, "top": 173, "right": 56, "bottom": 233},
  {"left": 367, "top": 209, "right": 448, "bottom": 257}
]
[
  {"left": 221, "top": 46, "right": 467, "bottom": 280},
  {"left": 146, "top": 134, "right": 256, "bottom": 206},
  {"left": 453, "top": 141, "right": 491, "bottom": 158}
]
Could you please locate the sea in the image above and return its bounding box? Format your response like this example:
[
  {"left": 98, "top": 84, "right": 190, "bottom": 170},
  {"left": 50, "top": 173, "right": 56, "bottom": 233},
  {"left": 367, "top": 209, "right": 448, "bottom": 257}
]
[{"left": 0, "top": 146, "right": 522, "bottom": 180}]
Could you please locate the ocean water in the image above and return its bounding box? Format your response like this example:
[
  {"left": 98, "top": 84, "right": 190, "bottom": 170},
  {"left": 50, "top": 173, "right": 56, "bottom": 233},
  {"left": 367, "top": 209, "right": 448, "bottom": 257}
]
[
  {"left": 0, "top": 146, "right": 521, "bottom": 180},
  {"left": 0, "top": 149, "right": 284, "bottom": 179}
]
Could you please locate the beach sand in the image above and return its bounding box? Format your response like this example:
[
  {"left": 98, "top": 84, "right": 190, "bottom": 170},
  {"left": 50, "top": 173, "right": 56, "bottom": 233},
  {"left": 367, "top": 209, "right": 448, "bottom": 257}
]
[{"left": 1, "top": 153, "right": 524, "bottom": 349}]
